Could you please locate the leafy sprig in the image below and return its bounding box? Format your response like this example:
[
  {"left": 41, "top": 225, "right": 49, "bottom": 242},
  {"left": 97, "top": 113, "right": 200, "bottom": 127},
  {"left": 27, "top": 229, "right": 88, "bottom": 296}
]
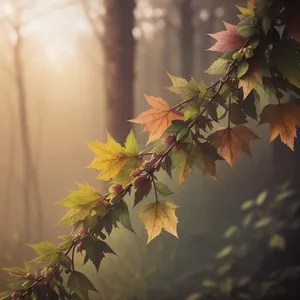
[{"left": 2, "top": 0, "right": 300, "bottom": 299}]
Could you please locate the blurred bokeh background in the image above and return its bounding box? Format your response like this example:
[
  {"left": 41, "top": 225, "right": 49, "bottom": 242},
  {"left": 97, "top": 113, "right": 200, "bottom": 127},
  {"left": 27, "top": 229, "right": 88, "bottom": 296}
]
[{"left": 0, "top": 0, "right": 300, "bottom": 299}]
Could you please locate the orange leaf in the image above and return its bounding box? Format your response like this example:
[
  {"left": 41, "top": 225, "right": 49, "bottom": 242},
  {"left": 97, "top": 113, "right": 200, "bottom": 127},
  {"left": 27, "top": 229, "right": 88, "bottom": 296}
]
[
  {"left": 208, "top": 22, "right": 245, "bottom": 53},
  {"left": 238, "top": 60, "right": 263, "bottom": 99},
  {"left": 247, "top": 0, "right": 255, "bottom": 9},
  {"left": 282, "top": 2, "right": 300, "bottom": 43},
  {"left": 208, "top": 125, "right": 259, "bottom": 167},
  {"left": 129, "top": 94, "right": 183, "bottom": 143},
  {"left": 260, "top": 102, "right": 300, "bottom": 150}
]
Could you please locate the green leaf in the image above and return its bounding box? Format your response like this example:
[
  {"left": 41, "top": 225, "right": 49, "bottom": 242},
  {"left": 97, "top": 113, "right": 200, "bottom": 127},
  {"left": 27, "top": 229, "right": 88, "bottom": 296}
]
[
  {"left": 242, "top": 212, "right": 253, "bottom": 227},
  {"left": 28, "top": 242, "right": 61, "bottom": 265},
  {"left": 269, "top": 234, "right": 285, "bottom": 250},
  {"left": 205, "top": 58, "right": 229, "bottom": 75},
  {"left": 240, "top": 200, "right": 254, "bottom": 210},
  {"left": 183, "top": 106, "right": 198, "bottom": 121},
  {"left": 59, "top": 255, "right": 72, "bottom": 269},
  {"left": 256, "top": 190, "right": 268, "bottom": 206},
  {"left": 167, "top": 120, "right": 187, "bottom": 134},
  {"left": 167, "top": 73, "right": 199, "bottom": 99},
  {"left": 202, "top": 279, "right": 217, "bottom": 288},
  {"left": 237, "top": 60, "right": 249, "bottom": 78},
  {"left": 262, "top": 16, "right": 271, "bottom": 35},
  {"left": 113, "top": 200, "right": 134, "bottom": 232},
  {"left": 57, "top": 184, "right": 105, "bottom": 226},
  {"left": 238, "top": 25, "right": 256, "bottom": 38},
  {"left": 237, "top": 276, "right": 251, "bottom": 287},
  {"left": 230, "top": 103, "right": 247, "bottom": 125},
  {"left": 272, "top": 40, "right": 300, "bottom": 88},
  {"left": 254, "top": 216, "right": 272, "bottom": 228},
  {"left": 275, "top": 190, "right": 297, "bottom": 202},
  {"left": 220, "top": 277, "right": 233, "bottom": 295},
  {"left": 155, "top": 181, "right": 173, "bottom": 196},
  {"left": 58, "top": 235, "right": 76, "bottom": 251},
  {"left": 0, "top": 292, "right": 11, "bottom": 300},
  {"left": 223, "top": 226, "right": 239, "bottom": 238},
  {"left": 58, "top": 183, "right": 101, "bottom": 207},
  {"left": 124, "top": 129, "right": 139, "bottom": 155},
  {"left": 2, "top": 266, "right": 26, "bottom": 277},
  {"left": 216, "top": 245, "right": 233, "bottom": 259},
  {"left": 217, "top": 263, "right": 232, "bottom": 276},
  {"left": 67, "top": 271, "right": 98, "bottom": 300}
]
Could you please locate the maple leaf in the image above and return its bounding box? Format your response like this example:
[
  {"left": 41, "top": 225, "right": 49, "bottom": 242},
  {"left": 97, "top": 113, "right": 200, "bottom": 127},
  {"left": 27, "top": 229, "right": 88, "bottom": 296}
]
[
  {"left": 138, "top": 200, "right": 179, "bottom": 244},
  {"left": 208, "top": 125, "right": 259, "bottom": 167},
  {"left": 171, "top": 144, "right": 201, "bottom": 185},
  {"left": 167, "top": 73, "right": 199, "bottom": 99},
  {"left": 247, "top": 0, "right": 255, "bottom": 9},
  {"left": 208, "top": 22, "right": 245, "bottom": 53},
  {"left": 57, "top": 183, "right": 106, "bottom": 226},
  {"left": 129, "top": 94, "right": 183, "bottom": 143},
  {"left": 282, "top": 2, "right": 300, "bottom": 43},
  {"left": 197, "top": 143, "right": 223, "bottom": 179},
  {"left": 86, "top": 130, "right": 140, "bottom": 180},
  {"left": 259, "top": 102, "right": 300, "bottom": 150},
  {"left": 238, "top": 60, "right": 263, "bottom": 99}
]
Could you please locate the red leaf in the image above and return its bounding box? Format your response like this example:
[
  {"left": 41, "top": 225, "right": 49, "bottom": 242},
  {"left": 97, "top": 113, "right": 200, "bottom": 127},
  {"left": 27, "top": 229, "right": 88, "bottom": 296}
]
[{"left": 208, "top": 22, "right": 245, "bottom": 53}]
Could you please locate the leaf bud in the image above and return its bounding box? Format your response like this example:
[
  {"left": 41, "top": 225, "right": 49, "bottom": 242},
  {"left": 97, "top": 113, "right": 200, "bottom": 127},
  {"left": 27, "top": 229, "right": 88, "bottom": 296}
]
[
  {"left": 111, "top": 183, "right": 123, "bottom": 194},
  {"left": 130, "top": 169, "right": 140, "bottom": 178},
  {"left": 162, "top": 135, "right": 176, "bottom": 146}
]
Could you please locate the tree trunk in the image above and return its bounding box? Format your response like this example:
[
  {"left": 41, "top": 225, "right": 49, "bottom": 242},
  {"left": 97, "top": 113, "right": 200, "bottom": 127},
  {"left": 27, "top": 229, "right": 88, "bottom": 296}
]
[
  {"left": 13, "top": 24, "right": 43, "bottom": 241},
  {"left": 103, "top": 0, "right": 136, "bottom": 143},
  {"left": 178, "top": 0, "right": 194, "bottom": 78}
]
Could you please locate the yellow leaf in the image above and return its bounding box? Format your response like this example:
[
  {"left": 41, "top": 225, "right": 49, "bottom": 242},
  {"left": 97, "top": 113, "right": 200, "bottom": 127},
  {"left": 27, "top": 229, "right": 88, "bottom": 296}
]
[
  {"left": 238, "top": 61, "right": 263, "bottom": 99},
  {"left": 86, "top": 132, "right": 137, "bottom": 181},
  {"left": 260, "top": 102, "right": 300, "bottom": 150},
  {"left": 138, "top": 201, "right": 179, "bottom": 244}
]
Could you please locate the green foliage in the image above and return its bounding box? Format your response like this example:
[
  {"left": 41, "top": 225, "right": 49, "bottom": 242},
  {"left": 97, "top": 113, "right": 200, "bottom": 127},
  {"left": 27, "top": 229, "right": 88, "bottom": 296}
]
[
  {"left": 2, "top": 0, "right": 300, "bottom": 299},
  {"left": 197, "top": 184, "right": 300, "bottom": 300}
]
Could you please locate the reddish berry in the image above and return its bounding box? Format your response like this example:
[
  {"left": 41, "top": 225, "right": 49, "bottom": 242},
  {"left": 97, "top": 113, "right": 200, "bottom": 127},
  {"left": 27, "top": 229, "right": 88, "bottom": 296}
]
[
  {"left": 130, "top": 169, "right": 140, "bottom": 178},
  {"left": 163, "top": 135, "right": 176, "bottom": 146},
  {"left": 112, "top": 183, "right": 123, "bottom": 194}
]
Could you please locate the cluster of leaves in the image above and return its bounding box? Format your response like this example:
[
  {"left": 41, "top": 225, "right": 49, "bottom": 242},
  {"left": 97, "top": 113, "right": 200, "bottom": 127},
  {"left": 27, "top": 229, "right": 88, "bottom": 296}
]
[
  {"left": 196, "top": 182, "right": 300, "bottom": 300},
  {"left": 1, "top": 0, "right": 300, "bottom": 299}
]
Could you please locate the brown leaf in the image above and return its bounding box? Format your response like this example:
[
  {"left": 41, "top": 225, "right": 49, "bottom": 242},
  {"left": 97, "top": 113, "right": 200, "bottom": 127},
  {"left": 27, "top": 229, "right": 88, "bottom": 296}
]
[
  {"left": 282, "top": 2, "right": 300, "bottom": 43},
  {"left": 129, "top": 95, "right": 183, "bottom": 143},
  {"left": 238, "top": 60, "right": 263, "bottom": 99},
  {"left": 198, "top": 143, "right": 223, "bottom": 179},
  {"left": 208, "top": 125, "right": 259, "bottom": 167},
  {"left": 208, "top": 22, "right": 245, "bottom": 53},
  {"left": 260, "top": 102, "right": 300, "bottom": 150}
]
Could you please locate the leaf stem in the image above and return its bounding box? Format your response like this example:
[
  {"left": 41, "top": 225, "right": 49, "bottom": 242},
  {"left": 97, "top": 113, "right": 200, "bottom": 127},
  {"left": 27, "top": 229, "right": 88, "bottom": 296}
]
[{"left": 151, "top": 175, "right": 159, "bottom": 204}]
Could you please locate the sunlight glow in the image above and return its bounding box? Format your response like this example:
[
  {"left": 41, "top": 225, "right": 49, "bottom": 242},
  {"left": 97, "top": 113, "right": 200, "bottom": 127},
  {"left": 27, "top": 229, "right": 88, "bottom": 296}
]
[{"left": 1, "top": 0, "right": 92, "bottom": 68}]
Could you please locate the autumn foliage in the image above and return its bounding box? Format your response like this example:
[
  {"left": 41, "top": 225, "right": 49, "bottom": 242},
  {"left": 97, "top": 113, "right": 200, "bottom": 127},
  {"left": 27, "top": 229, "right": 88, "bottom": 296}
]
[{"left": 2, "top": 0, "right": 300, "bottom": 299}]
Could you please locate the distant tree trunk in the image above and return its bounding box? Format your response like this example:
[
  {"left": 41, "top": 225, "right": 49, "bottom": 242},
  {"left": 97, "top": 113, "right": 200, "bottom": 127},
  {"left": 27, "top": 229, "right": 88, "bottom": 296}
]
[
  {"left": 12, "top": 20, "right": 43, "bottom": 241},
  {"left": 103, "top": 0, "right": 136, "bottom": 143},
  {"left": 178, "top": 0, "right": 194, "bottom": 78}
]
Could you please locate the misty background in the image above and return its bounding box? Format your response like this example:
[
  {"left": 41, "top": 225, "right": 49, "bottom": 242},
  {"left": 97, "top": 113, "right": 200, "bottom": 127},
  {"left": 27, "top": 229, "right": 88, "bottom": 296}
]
[{"left": 0, "top": 0, "right": 300, "bottom": 299}]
